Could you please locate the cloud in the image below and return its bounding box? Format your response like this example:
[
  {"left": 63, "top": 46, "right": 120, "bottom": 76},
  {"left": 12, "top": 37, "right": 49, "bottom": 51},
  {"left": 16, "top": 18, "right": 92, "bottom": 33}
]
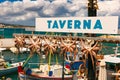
[
  {"left": 0, "top": 0, "right": 119, "bottom": 27},
  {"left": 98, "top": 0, "right": 120, "bottom": 28},
  {"left": 98, "top": 0, "right": 120, "bottom": 16}
]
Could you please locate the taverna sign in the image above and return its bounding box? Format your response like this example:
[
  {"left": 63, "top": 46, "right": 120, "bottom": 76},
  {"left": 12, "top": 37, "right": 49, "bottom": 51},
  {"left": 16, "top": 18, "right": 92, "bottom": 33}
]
[{"left": 35, "top": 16, "right": 118, "bottom": 34}]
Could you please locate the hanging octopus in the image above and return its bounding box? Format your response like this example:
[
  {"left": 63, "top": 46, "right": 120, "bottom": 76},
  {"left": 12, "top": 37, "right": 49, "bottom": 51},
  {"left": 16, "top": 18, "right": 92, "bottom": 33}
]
[
  {"left": 28, "top": 36, "right": 41, "bottom": 55},
  {"left": 43, "top": 37, "right": 57, "bottom": 56},
  {"left": 80, "top": 39, "right": 100, "bottom": 68},
  {"left": 14, "top": 35, "right": 26, "bottom": 53},
  {"left": 60, "top": 37, "right": 78, "bottom": 61},
  {"left": 22, "top": 36, "right": 41, "bottom": 67},
  {"left": 43, "top": 36, "right": 58, "bottom": 70}
]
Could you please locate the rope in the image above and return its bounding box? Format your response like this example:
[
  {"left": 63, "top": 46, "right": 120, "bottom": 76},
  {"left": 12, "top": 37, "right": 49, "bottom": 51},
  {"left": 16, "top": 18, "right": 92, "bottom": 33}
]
[{"left": 48, "top": 49, "right": 52, "bottom": 71}]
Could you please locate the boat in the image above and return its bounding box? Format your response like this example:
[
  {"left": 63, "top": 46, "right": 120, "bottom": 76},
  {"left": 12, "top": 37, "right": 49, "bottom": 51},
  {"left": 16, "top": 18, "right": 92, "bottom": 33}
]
[
  {"left": 0, "top": 48, "right": 6, "bottom": 51},
  {"left": 0, "top": 47, "right": 24, "bottom": 76},
  {"left": 18, "top": 64, "right": 73, "bottom": 80},
  {"left": 18, "top": 52, "right": 85, "bottom": 80},
  {"left": 0, "top": 48, "right": 6, "bottom": 58},
  {"left": 0, "top": 60, "right": 24, "bottom": 77},
  {"left": 19, "top": 72, "right": 73, "bottom": 80},
  {"left": 10, "top": 47, "right": 30, "bottom": 54},
  {"left": 96, "top": 44, "right": 120, "bottom": 80},
  {"left": 96, "top": 54, "right": 120, "bottom": 80}
]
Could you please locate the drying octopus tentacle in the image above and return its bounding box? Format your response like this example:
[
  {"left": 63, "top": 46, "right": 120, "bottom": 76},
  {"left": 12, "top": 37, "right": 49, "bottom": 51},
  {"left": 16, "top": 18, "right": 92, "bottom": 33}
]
[
  {"left": 90, "top": 51, "right": 95, "bottom": 68},
  {"left": 80, "top": 39, "right": 100, "bottom": 68}
]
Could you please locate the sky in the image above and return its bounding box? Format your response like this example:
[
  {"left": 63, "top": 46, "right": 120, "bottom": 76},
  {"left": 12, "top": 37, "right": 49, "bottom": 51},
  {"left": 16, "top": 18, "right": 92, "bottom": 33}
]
[{"left": 0, "top": 0, "right": 120, "bottom": 28}]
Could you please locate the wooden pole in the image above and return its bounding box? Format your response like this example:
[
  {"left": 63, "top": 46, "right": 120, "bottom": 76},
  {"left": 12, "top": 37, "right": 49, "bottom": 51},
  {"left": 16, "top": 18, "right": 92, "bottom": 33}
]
[{"left": 88, "top": 0, "right": 97, "bottom": 80}]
